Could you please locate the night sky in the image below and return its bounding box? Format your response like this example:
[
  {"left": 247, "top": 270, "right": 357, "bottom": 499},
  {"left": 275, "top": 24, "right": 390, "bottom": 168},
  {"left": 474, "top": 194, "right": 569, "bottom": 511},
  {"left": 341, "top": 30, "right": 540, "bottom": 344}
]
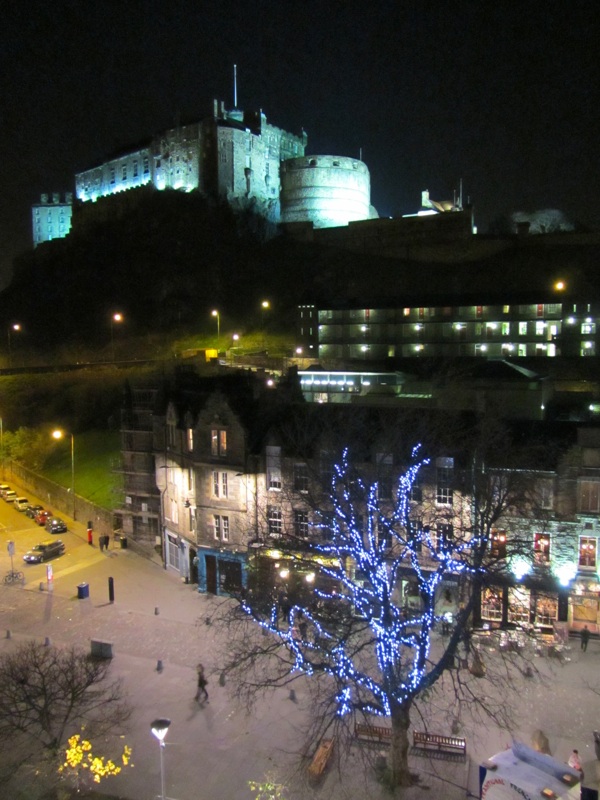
[{"left": 1, "top": 0, "right": 598, "bottom": 285}]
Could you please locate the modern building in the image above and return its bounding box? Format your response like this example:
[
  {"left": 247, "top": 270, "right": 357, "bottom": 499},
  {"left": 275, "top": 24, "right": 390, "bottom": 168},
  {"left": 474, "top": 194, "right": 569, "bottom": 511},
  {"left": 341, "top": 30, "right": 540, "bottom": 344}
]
[
  {"left": 303, "top": 300, "right": 600, "bottom": 361},
  {"left": 31, "top": 192, "right": 73, "bottom": 247}
]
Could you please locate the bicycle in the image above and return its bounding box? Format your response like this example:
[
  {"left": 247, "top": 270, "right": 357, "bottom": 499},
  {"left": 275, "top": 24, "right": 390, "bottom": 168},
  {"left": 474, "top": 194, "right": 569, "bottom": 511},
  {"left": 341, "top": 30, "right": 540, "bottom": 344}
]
[{"left": 4, "top": 569, "right": 25, "bottom": 585}]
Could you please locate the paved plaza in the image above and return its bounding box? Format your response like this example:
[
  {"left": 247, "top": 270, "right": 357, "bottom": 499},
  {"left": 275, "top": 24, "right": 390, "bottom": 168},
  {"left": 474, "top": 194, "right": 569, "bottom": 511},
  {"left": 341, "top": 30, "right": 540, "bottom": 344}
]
[{"left": 2, "top": 497, "right": 600, "bottom": 800}]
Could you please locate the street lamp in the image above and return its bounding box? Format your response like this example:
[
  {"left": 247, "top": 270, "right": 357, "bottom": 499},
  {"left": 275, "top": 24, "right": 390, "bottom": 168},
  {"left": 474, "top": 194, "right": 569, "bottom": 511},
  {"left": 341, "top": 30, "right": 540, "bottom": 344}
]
[
  {"left": 110, "top": 312, "right": 123, "bottom": 361},
  {"left": 261, "top": 300, "right": 270, "bottom": 347},
  {"left": 150, "top": 718, "right": 171, "bottom": 800},
  {"left": 52, "top": 429, "right": 75, "bottom": 520},
  {"left": 7, "top": 323, "right": 21, "bottom": 367},
  {"left": 211, "top": 309, "right": 220, "bottom": 351}
]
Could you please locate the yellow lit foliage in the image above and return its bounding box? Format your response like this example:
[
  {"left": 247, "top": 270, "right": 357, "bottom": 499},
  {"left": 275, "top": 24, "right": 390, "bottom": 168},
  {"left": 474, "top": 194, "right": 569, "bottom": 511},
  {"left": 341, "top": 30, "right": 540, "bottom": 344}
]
[{"left": 59, "top": 734, "right": 133, "bottom": 784}]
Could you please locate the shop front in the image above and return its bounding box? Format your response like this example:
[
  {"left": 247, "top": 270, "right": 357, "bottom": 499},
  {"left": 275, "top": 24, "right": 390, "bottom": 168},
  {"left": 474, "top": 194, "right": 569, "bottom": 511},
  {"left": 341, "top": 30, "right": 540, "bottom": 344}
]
[
  {"left": 479, "top": 579, "right": 566, "bottom": 632},
  {"left": 569, "top": 575, "right": 600, "bottom": 635},
  {"left": 196, "top": 547, "right": 247, "bottom": 596}
]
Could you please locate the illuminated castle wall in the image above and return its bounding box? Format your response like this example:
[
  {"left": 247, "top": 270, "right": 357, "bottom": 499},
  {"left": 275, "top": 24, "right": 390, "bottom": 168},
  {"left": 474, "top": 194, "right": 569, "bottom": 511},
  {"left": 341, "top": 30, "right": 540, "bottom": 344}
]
[
  {"left": 75, "top": 100, "right": 307, "bottom": 222},
  {"left": 280, "top": 156, "right": 375, "bottom": 228},
  {"left": 32, "top": 192, "right": 73, "bottom": 247}
]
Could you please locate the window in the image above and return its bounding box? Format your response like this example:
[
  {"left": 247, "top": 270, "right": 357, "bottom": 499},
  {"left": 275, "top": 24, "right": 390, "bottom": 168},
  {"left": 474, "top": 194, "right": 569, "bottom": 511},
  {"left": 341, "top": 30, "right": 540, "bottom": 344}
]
[
  {"left": 268, "top": 507, "right": 283, "bottom": 537},
  {"left": 410, "top": 479, "right": 422, "bottom": 503},
  {"left": 579, "top": 536, "right": 597, "bottom": 568},
  {"left": 122, "top": 165, "right": 127, "bottom": 181},
  {"left": 436, "top": 523, "right": 453, "bottom": 551},
  {"left": 212, "top": 471, "right": 228, "bottom": 498},
  {"left": 580, "top": 481, "right": 600, "bottom": 513},
  {"left": 294, "top": 510, "right": 309, "bottom": 538},
  {"left": 133, "top": 160, "right": 139, "bottom": 178},
  {"left": 170, "top": 498, "right": 178, "bottom": 525},
  {"left": 214, "top": 514, "right": 230, "bottom": 541},
  {"left": 581, "top": 322, "right": 596, "bottom": 335},
  {"left": 519, "top": 322, "right": 528, "bottom": 336},
  {"left": 167, "top": 420, "right": 177, "bottom": 448},
  {"left": 539, "top": 479, "right": 554, "bottom": 510},
  {"left": 533, "top": 533, "right": 550, "bottom": 563},
  {"left": 378, "top": 476, "right": 393, "bottom": 501},
  {"left": 267, "top": 446, "right": 282, "bottom": 490},
  {"left": 436, "top": 458, "right": 454, "bottom": 505},
  {"left": 293, "top": 463, "right": 309, "bottom": 493},
  {"left": 186, "top": 428, "right": 194, "bottom": 452},
  {"left": 211, "top": 429, "right": 227, "bottom": 457},
  {"left": 189, "top": 506, "right": 196, "bottom": 534},
  {"left": 110, "top": 168, "right": 116, "bottom": 184},
  {"left": 406, "top": 519, "right": 422, "bottom": 553},
  {"left": 490, "top": 530, "right": 507, "bottom": 559},
  {"left": 143, "top": 156, "right": 149, "bottom": 175}
]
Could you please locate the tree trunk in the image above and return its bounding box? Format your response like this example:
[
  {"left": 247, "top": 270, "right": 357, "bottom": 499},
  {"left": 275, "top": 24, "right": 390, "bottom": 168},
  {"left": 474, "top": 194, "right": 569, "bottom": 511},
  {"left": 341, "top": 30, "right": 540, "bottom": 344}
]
[{"left": 389, "top": 702, "right": 413, "bottom": 787}]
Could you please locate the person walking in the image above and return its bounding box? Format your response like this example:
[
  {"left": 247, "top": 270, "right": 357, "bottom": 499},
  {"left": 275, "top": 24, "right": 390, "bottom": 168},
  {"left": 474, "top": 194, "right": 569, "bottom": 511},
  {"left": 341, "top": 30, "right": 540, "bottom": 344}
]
[
  {"left": 581, "top": 625, "right": 590, "bottom": 652},
  {"left": 195, "top": 663, "right": 209, "bottom": 703}
]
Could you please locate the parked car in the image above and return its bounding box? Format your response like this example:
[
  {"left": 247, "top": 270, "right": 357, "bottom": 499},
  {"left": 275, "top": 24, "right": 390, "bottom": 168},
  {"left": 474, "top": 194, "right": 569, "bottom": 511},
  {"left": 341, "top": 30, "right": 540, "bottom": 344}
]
[
  {"left": 23, "top": 540, "right": 65, "bottom": 564},
  {"left": 0, "top": 484, "right": 10, "bottom": 496},
  {"left": 2, "top": 490, "right": 17, "bottom": 502},
  {"left": 45, "top": 517, "right": 67, "bottom": 534},
  {"left": 25, "top": 504, "right": 44, "bottom": 519},
  {"left": 34, "top": 509, "right": 52, "bottom": 526},
  {"left": 14, "top": 497, "right": 30, "bottom": 511}
]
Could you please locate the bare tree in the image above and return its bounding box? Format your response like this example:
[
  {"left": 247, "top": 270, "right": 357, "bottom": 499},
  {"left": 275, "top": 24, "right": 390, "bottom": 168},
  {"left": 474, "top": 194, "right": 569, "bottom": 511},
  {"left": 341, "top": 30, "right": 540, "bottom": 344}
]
[
  {"left": 216, "top": 412, "right": 551, "bottom": 790},
  {"left": 0, "top": 641, "right": 131, "bottom": 778}
]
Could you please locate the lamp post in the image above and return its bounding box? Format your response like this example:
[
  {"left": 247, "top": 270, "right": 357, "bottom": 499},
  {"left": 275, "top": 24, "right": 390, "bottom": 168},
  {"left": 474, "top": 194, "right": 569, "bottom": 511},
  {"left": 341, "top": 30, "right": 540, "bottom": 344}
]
[
  {"left": 52, "top": 430, "right": 75, "bottom": 520},
  {"left": 110, "top": 312, "right": 123, "bottom": 361},
  {"left": 7, "top": 323, "right": 21, "bottom": 367},
  {"left": 261, "top": 300, "right": 270, "bottom": 348},
  {"left": 211, "top": 309, "right": 220, "bottom": 351},
  {"left": 150, "top": 718, "right": 171, "bottom": 800}
]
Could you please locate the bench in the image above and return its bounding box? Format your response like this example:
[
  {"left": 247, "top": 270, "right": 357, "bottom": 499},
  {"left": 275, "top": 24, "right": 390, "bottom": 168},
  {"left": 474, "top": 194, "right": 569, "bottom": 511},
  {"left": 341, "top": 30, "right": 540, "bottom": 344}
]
[
  {"left": 355, "top": 722, "right": 393, "bottom": 744},
  {"left": 413, "top": 731, "right": 466, "bottom": 757},
  {"left": 307, "top": 738, "right": 334, "bottom": 781}
]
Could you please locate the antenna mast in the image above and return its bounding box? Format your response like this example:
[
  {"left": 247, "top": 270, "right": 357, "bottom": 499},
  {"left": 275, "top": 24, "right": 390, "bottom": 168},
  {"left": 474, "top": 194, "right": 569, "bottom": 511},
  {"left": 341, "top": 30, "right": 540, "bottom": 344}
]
[{"left": 233, "top": 64, "right": 238, "bottom": 109}]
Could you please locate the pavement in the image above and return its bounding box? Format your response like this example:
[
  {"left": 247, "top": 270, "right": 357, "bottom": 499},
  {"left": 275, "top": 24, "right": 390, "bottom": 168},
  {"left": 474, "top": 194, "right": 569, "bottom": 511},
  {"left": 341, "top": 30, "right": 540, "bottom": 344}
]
[{"left": 2, "top": 485, "right": 600, "bottom": 800}]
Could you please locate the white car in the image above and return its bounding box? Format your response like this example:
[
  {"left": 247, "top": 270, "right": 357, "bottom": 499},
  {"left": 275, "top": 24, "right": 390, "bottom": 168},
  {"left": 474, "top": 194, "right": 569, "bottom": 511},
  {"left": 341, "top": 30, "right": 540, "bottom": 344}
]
[
  {"left": 14, "top": 497, "right": 30, "bottom": 511},
  {"left": 2, "top": 490, "right": 17, "bottom": 503}
]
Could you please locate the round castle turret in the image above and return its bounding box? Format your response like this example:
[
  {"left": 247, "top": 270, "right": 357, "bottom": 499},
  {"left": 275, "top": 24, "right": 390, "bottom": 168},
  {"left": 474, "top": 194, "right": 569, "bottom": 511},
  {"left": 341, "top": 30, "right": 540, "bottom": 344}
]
[{"left": 280, "top": 156, "right": 372, "bottom": 228}]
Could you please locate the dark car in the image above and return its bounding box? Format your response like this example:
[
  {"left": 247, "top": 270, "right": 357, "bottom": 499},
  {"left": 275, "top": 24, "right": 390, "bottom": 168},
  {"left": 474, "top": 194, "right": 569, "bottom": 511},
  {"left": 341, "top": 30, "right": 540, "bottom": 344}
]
[
  {"left": 23, "top": 540, "right": 65, "bottom": 564},
  {"left": 34, "top": 509, "right": 52, "bottom": 526},
  {"left": 45, "top": 517, "right": 67, "bottom": 534},
  {"left": 25, "top": 504, "right": 44, "bottom": 519}
]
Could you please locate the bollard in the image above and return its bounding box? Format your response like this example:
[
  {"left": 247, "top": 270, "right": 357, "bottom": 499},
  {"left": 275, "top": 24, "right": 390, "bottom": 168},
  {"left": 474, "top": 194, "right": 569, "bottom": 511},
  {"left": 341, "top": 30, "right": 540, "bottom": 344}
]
[
  {"left": 155, "top": 606, "right": 160, "bottom": 615},
  {"left": 6, "top": 629, "right": 11, "bottom": 639},
  {"left": 219, "top": 671, "right": 226, "bottom": 687},
  {"left": 44, "top": 637, "right": 51, "bottom": 647},
  {"left": 289, "top": 689, "right": 297, "bottom": 703},
  {"left": 39, "top": 581, "right": 44, "bottom": 592},
  {"left": 156, "top": 659, "right": 163, "bottom": 673},
  {"left": 108, "top": 576, "right": 114, "bottom": 603}
]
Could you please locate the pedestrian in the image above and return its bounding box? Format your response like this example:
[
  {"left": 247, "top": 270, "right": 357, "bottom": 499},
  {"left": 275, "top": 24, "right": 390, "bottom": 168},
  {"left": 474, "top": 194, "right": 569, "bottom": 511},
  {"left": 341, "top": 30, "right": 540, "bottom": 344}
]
[
  {"left": 581, "top": 625, "right": 590, "bottom": 652},
  {"left": 195, "top": 662, "right": 209, "bottom": 703},
  {"left": 99, "top": 536, "right": 105, "bottom": 553},
  {"left": 568, "top": 749, "right": 584, "bottom": 779}
]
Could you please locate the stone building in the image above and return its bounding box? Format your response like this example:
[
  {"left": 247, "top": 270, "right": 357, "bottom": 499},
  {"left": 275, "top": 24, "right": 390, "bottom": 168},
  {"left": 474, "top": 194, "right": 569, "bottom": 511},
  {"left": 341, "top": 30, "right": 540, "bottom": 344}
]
[
  {"left": 32, "top": 192, "right": 73, "bottom": 247},
  {"left": 74, "top": 100, "right": 308, "bottom": 225}
]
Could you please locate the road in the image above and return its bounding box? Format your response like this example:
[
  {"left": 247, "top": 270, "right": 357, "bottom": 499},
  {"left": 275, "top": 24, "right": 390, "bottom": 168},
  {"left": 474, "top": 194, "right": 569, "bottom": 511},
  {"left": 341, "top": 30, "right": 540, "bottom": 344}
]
[{"left": 1, "top": 482, "right": 600, "bottom": 800}]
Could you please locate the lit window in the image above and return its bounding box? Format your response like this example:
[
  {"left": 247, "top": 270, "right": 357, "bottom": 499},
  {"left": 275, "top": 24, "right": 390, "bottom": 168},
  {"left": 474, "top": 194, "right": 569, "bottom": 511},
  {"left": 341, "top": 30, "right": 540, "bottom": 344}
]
[
  {"left": 211, "top": 429, "right": 227, "bottom": 457},
  {"left": 186, "top": 428, "right": 194, "bottom": 452},
  {"left": 490, "top": 530, "right": 507, "bottom": 559},
  {"left": 533, "top": 533, "right": 550, "bottom": 563},
  {"left": 579, "top": 536, "right": 597, "bottom": 568},
  {"left": 294, "top": 510, "right": 309, "bottom": 538},
  {"left": 519, "top": 322, "right": 528, "bottom": 336},
  {"left": 268, "top": 507, "right": 283, "bottom": 536},
  {"left": 535, "top": 321, "right": 545, "bottom": 336},
  {"left": 267, "top": 446, "right": 282, "bottom": 490}
]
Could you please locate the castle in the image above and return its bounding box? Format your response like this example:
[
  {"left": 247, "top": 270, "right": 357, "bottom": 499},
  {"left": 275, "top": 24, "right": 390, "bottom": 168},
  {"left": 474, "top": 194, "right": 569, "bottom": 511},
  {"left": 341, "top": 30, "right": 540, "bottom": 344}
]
[{"left": 32, "top": 97, "right": 381, "bottom": 246}]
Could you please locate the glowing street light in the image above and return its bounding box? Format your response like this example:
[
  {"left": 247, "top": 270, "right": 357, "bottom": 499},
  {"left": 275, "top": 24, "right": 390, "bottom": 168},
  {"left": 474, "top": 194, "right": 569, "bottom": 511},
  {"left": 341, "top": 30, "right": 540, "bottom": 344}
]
[
  {"left": 211, "top": 309, "right": 220, "bottom": 350},
  {"left": 150, "top": 718, "right": 171, "bottom": 800},
  {"left": 7, "top": 323, "right": 21, "bottom": 367},
  {"left": 554, "top": 280, "right": 566, "bottom": 292},
  {"left": 110, "top": 312, "right": 124, "bottom": 361},
  {"left": 52, "top": 429, "right": 75, "bottom": 520}
]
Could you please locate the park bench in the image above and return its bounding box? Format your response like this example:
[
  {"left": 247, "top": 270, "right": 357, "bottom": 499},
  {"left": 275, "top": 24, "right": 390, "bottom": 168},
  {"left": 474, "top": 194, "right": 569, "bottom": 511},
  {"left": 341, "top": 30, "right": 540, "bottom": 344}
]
[
  {"left": 355, "top": 722, "right": 393, "bottom": 744},
  {"left": 307, "top": 738, "right": 334, "bottom": 781},
  {"left": 413, "top": 731, "right": 466, "bottom": 758}
]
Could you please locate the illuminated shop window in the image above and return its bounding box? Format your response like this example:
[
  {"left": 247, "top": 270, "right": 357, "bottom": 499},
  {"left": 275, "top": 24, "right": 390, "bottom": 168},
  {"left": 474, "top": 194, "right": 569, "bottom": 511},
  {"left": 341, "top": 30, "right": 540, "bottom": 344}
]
[
  {"left": 481, "top": 586, "right": 503, "bottom": 622},
  {"left": 533, "top": 533, "right": 550, "bottom": 563},
  {"left": 579, "top": 536, "right": 597, "bottom": 568},
  {"left": 508, "top": 586, "right": 530, "bottom": 625}
]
